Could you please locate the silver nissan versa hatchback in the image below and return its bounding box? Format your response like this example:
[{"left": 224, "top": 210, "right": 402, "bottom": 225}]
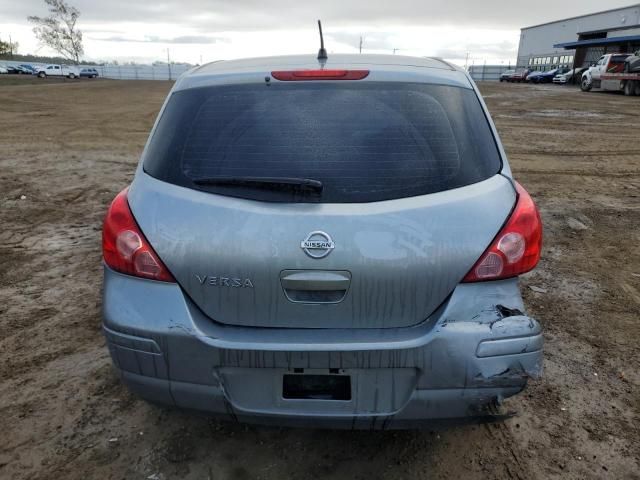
[{"left": 102, "top": 52, "right": 543, "bottom": 429}]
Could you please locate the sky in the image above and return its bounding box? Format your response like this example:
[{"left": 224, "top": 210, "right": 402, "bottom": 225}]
[{"left": 0, "top": 0, "right": 636, "bottom": 66}]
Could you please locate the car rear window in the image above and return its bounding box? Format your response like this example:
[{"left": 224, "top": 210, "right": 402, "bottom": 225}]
[{"left": 143, "top": 82, "right": 502, "bottom": 203}]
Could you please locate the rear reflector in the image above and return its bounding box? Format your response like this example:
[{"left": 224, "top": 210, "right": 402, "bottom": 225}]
[
  {"left": 102, "top": 188, "right": 175, "bottom": 283},
  {"left": 463, "top": 182, "right": 542, "bottom": 282},
  {"left": 271, "top": 69, "right": 369, "bottom": 81}
]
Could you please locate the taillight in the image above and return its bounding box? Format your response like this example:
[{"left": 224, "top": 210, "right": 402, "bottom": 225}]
[
  {"left": 271, "top": 69, "right": 369, "bottom": 81},
  {"left": 463, "top": 182, "right": 542, "bottom": 282},
  {"left": 102, "top": 188, "right": 175, "bottom": 282}
]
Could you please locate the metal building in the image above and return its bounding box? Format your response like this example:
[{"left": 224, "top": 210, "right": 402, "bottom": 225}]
[{"left": 516, "top": 4, "right": 640, "bottom": 70}]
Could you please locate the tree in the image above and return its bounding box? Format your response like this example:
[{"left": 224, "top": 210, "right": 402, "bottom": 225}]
[
  {"left": 0, "top": 39, "right": 19, "bottom": 56},
  {"left": 28, "top": 0, "right": 83, "bottom": 64}
]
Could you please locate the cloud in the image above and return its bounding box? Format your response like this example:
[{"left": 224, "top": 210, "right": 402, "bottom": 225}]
[
  {"left": 97, "top": 34, "right": 229, "bottom": 44},
  {"left": 5, "top": 0, "right": 634, "bottom": 64},
  {"left": 435, "top": 40, "right": 518, "bottom": 61},
  {"left": 6, "top": 0, "right": 637, "bottom": 31},
  {"left": 326, "top": 31, "right": 397, "bottom": 51}
]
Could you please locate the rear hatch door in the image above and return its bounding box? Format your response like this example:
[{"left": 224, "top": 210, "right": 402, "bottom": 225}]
[
  {"left": 131, "top": 79, "right": 513, "bottom": 329},
  {"left": 130, "top": 176, "right": 514, "bottom": 329}
]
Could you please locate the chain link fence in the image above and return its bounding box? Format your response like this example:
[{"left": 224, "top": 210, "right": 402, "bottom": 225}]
[
  {"left": 1, "top": 59, "right": 194, "bottom": 80},
  {"left": 87, "top": 63, "right": 193, "bottom": 80},
  {"left": 2, "top": 59, "right": 517, "bottom": 82},
  {"left": 467, "top": 64, "right": 513, "bottom": 82}
]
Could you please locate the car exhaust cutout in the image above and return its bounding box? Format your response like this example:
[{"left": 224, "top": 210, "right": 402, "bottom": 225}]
[
  {"left": 463, "top": 182, "right": 542, "bottom": 282},
  {"left": 102, "top": 188, "right": 175, "bottom": 282}
]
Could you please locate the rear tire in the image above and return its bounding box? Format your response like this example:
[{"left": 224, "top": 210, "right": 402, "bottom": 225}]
[
  {"left": 624, "top": 80, "right": 633, "bottom": 96},
  {"left": 581, "top": 77, "right": 592, "bottom": 92},
  {"left": 634, "top": 81, "right": 640, "bottom": 96},
  {"left": 68, "top": 73, "right": 76, "bottom": 79}
]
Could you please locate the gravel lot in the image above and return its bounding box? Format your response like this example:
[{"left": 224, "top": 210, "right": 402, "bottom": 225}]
[{"left": 0, "top": 76, "right": 639, "bottom": 480}]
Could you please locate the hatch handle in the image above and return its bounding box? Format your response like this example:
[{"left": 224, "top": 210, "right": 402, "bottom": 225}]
[{"left": 280, "top": 270, "right": 351, "bottom": 291}]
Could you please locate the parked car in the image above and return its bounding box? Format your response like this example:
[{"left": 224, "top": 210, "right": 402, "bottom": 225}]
[
  {"left": 19, "top": 64, "right": 37, "bottom": 75},
  {"left": 101, "top": 53, "right": 543, "bottom": 428},
  {"left": 79, "top": 68, "right": 99, "bottom": 78},
  {"left": 500, "top": 69, "right": 515, "bottom": 82},
  {"left": 526, "top": 71, "right": 542, "bottom": 83},
  {"left": 0, "top": 64, "right": 8, "bottom": 74},
  {"left": 552, "top": 67, "right": 586, "bottom": 85},
  {"left": 624, "top": 50, "right": 640, "bottom": 73},
  {"left": 509, "top": 68, "right": 530, "bottom": 82},
  {"left": 4, "top": 64, "right": 21, "bottom": 74},
  {"left": 35, "top": 64, "right": 80, "bottom": 79},
  {"left": 527, "top": 68, "right": 567, "bottom": 83}
]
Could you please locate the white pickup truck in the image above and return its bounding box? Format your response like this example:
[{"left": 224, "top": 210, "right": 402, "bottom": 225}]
[
  {"left": 35, "top": 64, "right": 81, "bottom": 79},
  {"left": 581, "top": 53, "right": 640, "bottom": 96}
]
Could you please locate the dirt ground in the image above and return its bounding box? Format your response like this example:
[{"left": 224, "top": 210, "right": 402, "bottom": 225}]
[{"left": 0, "top": 76, "right": 639, "bottom": 480}]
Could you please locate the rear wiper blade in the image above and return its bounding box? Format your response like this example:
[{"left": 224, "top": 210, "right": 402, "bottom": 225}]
[{"left": 192, "top": 176, "right": 323, "bottom": 193}]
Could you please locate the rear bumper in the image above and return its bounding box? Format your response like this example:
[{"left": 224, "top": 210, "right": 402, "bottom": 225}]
[{"left": 102, "top": 267, "right": 543, "bottom": 429}]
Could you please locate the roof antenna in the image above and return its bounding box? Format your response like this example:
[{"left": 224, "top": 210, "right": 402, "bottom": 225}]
[{"left": 317, "top": 20, "right": 328, "bottom": 61}]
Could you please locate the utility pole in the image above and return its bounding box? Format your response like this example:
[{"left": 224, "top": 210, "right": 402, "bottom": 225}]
[
  {"left": 393, "top": 48, "right": 399, "bottom": 55},
  {"left": 464, "top": 52, "right": 470, "bottom": 70},
  {"left": 359, "top": 36, "right": 363, "bottom": 54},
  {"left": 166, "top": 48, "right": 172, "bottom": 81},
  {"left": 9, "top": 34, "right": 13, "bottom": 59}
]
